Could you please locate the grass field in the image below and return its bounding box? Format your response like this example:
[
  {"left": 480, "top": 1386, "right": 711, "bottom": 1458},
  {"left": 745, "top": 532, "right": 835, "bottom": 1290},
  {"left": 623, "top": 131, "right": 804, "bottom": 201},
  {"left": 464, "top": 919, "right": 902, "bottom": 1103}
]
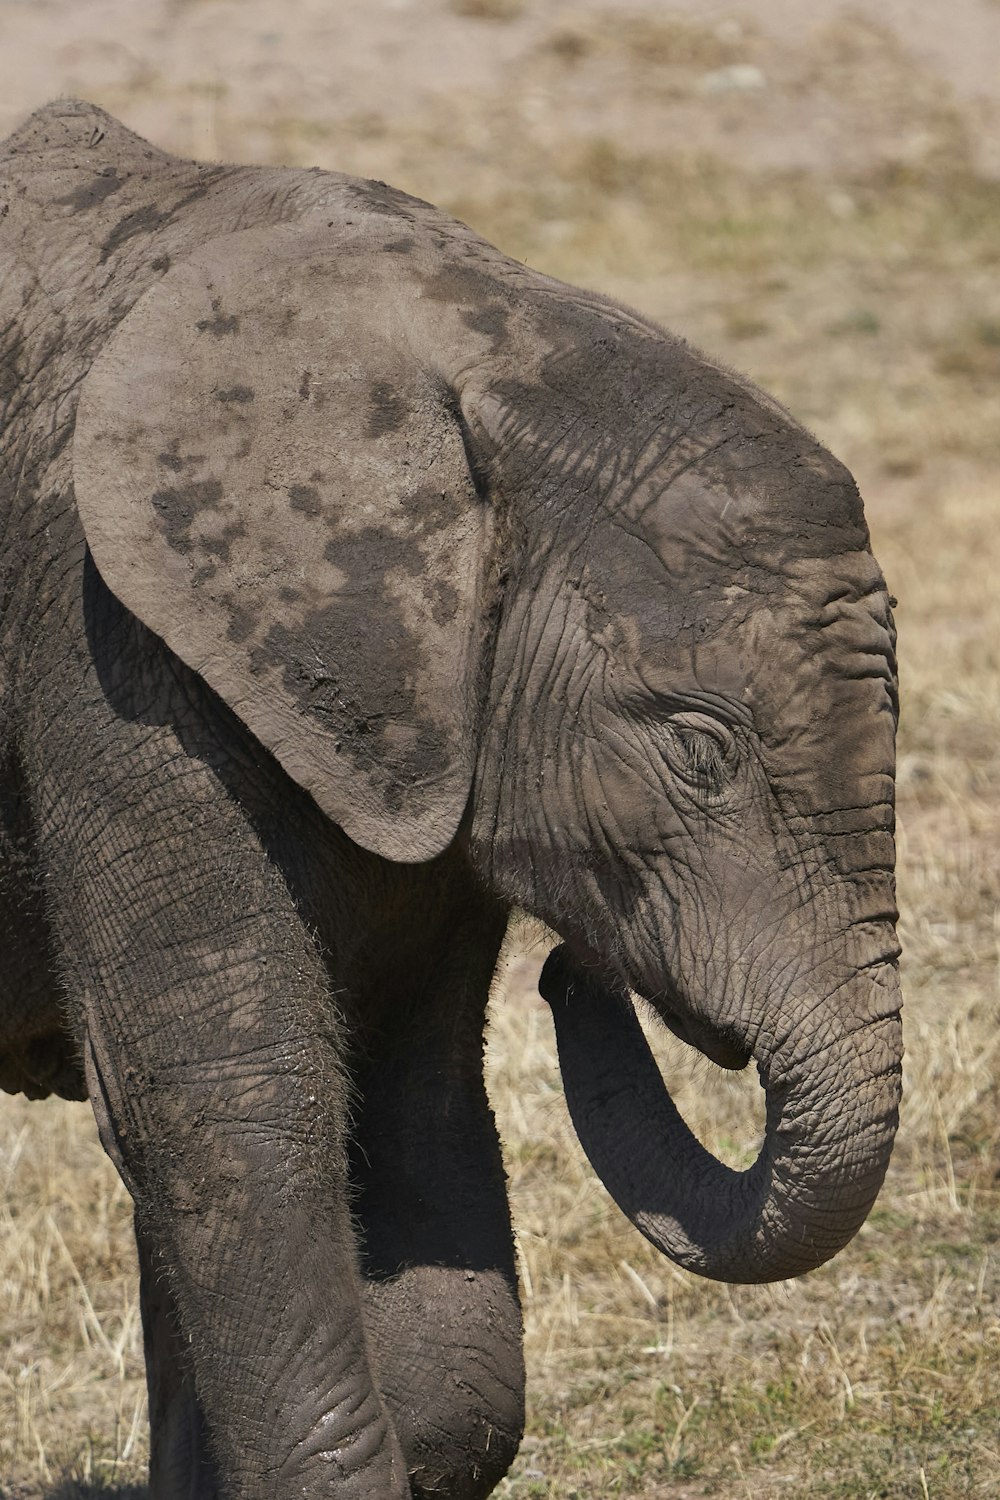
[{"left": 2, "top": 5, "right": 998, "bottom": 1496}]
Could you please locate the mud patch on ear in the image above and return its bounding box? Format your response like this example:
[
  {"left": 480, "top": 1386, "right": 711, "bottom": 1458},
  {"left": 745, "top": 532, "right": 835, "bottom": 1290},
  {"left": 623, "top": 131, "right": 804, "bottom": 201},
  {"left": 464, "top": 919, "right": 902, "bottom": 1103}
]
[
  {"left": 323, "top": 524, "right": 423, "bottom": 581},
  {"left": 98, "top": 168, "right": 228, "bottom": 265},
  {"left": 55, "top": 168, "right": 124, "bottom": 212},
  {"left": 400, "top": 483, "right": 466, "bottom": 530},
  {"left": 151, "top": 478, "right": 224, "bottom": 556},
  {"left": 245, "top": 507, "right": 456, "bottom": 815},
  {"left": 223, "top": 598, "right": 258, "bottom": 644},
  {"left": 196, "top": 297, "right": 240, "bottom": 337},
  {"left": 463, "top": 305, "right": 509, "bottom": 346},
  {"left": 289, "top": 484, "right": 322, "bottom": 517},
  {"left": 419, "top": 263, "right": 514, "bottom": 341},
  {"left": 99, "top": 202, "right": 163, "bottom": 263},
  {"left": 349, "top": 179, "right": 423, "bottom": 220},
  {"left": 156, "top": 438, "right": 197, "bottom": 473},
  {"left": 366, "top": 381, "right": 409, "bottom": 437},
  {"left": 430, "top": 579, "right": 460, "bottom": 626}
]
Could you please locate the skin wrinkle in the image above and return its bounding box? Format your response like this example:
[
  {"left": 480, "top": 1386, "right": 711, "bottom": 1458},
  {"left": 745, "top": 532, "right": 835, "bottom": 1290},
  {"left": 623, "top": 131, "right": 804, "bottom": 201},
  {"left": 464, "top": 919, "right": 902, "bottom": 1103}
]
[
  {"left": 612, "top": 411, "right": 682, "bottom": 502},
  {"left": 490, "top": 389, "right": 603, "bottom": 507},
  {"left": 538, "top": 600, "right": 582, "bottom": 711},
  {"left": 742, "top": 928, "right": 830, "bottom": 1026},
  {"left": 275, "top": 1356, "right": 391, "bottom": 1460},
  {"left": 742, "top": 887, "right": 841, "bottom": 998},
  {"left": 629, "top": 434, "right": 736, "bottom": 527},
  {"left": 764, "top": 959, "right": 891, "bottom": 1069},
  {"left": 783, "top": 1011, "right": 903, "bottom": 1084},
  {"left": 786, "top": 833, "right": 895, "bottom": 910},
  {"left": 494, "top": 618, "right": 548, "bottom": 787}
]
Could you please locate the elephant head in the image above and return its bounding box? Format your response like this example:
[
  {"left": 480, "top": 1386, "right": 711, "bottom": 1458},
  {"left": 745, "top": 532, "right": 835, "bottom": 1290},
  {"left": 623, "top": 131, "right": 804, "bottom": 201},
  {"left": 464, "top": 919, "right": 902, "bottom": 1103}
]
[
  {"left": 71, "top": 172, "right": 901, "bottom": 1289},
  {"left": 462, "top": 312, "right": 901, "bottom": 1283}
]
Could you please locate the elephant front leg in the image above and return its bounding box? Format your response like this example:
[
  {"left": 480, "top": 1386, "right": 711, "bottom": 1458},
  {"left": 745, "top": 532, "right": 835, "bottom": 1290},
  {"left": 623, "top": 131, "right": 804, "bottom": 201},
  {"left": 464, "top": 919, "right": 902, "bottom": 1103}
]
[
  {"left": 349, "top": 899, "right": 525, "bottom": 1500},
  {"left": 38, "top": 754, "right": 410, "bottom": 1499}
]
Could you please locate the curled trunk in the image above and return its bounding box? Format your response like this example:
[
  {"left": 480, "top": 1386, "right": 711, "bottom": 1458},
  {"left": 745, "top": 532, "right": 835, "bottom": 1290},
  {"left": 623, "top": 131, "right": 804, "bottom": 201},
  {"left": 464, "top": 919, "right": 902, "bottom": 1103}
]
[{"left": 540, "top": 946, "right": 902, "bottom": 1284}]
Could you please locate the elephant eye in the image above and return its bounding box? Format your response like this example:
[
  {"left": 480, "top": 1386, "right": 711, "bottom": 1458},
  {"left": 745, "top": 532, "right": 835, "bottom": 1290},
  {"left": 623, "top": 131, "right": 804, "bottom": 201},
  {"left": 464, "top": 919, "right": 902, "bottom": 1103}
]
[{"left": 665, "top": 713, "right": 737, "bottom": 797}]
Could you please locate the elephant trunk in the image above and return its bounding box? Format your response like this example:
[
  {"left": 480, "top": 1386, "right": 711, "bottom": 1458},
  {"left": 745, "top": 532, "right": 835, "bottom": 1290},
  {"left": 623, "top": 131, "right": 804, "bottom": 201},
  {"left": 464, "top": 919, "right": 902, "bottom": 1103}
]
[{"left": 540, "top": 946, "right": 902, "bottom": 1284}]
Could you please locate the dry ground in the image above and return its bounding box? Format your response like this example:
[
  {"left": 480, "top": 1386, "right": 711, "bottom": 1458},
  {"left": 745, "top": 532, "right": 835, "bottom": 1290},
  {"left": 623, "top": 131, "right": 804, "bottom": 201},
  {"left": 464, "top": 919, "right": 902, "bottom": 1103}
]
[{"left": 1, "top": 2, "right": 998, "bottom": 1496}]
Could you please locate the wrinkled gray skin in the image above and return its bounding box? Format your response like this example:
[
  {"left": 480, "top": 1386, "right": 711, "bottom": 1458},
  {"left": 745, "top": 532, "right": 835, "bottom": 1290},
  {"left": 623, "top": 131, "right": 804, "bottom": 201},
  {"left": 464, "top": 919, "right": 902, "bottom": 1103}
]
[{"left": 0, "top": 101, "right": 902, "bottom": 1499}]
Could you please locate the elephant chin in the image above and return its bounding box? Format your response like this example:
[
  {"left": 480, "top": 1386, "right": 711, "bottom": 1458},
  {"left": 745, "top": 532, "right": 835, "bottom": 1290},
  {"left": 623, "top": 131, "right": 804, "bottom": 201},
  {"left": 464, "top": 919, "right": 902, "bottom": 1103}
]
[
  {"left": 539, "top": 944, "right": 902, "bottom": 1285},
  {"left": 655, "top": 1005, "right": 751, "bottom": 1071}
]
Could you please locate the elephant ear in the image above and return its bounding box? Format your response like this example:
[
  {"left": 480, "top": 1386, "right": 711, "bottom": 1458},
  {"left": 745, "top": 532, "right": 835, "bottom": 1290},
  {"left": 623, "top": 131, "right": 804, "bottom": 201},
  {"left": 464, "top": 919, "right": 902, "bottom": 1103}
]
[{"left": 73, "top": 226, "right": 490, "bottom": 862}]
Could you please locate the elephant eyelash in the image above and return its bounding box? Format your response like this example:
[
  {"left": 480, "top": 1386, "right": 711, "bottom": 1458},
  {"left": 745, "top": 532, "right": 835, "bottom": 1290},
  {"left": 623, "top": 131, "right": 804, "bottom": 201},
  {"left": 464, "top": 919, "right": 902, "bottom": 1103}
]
[
  {"left": 677, "top": 729, "right": 724, "bottom": 785},
  {"left": 665, "top": 715, "right": 739, "bottom": 799},
  {"left": 674, "top": 732, "right": 726, "bottom": 794}
]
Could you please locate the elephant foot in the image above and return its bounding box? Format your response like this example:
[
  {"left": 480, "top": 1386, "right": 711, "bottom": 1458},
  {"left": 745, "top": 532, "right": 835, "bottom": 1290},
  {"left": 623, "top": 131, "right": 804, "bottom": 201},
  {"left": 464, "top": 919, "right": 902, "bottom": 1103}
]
[{"left": 364, "top": 1264, "right": 525, "bottom": 1500}]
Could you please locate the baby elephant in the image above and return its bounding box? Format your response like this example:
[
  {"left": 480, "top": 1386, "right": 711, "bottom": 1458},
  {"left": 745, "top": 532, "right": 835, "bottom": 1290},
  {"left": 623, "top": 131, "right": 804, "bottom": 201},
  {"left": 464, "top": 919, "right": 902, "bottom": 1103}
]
[{"left": 0, "top": 100, "right": 901, "bottom": 1499}]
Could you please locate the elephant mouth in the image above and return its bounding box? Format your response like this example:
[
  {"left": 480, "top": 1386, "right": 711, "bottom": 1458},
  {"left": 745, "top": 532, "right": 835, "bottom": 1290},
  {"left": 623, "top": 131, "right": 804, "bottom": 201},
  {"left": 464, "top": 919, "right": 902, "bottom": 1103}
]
[
  {"left": 655, "top": 1006, "right": 752, "bottom": 1072},
  {"left": 558, "top": 941, "right": 752, "bottom": 1073}
]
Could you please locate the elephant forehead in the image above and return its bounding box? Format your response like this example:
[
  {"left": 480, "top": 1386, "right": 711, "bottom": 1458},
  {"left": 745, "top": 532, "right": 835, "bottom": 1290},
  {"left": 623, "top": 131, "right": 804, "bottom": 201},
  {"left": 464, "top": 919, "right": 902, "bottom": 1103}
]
[
  {"left": 569, "top": 518, "right": 894, "bottom": 741},
  {"left": 567, "top": 533, "right": 750, "bottom": 702},
  {"left": 738, "top": 554, "right": 898, "bottom": 804},
  {"left": 570, "top": 434, "right": 871, "bottom": 649},
  {"left": 631, "top": 451, "right": 869, "bottom": 565}
]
